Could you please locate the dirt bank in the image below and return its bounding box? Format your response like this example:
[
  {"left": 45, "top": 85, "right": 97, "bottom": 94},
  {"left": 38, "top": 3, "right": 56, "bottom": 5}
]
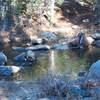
[{"left": 0, "top": 5, "right": 94, "bottom": 44}]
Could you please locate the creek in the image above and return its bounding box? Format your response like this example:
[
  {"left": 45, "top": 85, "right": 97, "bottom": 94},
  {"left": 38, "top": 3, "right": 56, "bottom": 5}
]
[{"left": 0, "top": 43, "right": 100, "bottom": 81}]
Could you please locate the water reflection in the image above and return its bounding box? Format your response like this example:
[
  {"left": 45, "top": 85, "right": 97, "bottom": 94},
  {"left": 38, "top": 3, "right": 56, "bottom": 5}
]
[
  {"left": 85, "top": 48, "right": 100, "bottom": 69},
  {"left": 49, "top": 50, "right": 56, "bottom": 73}
]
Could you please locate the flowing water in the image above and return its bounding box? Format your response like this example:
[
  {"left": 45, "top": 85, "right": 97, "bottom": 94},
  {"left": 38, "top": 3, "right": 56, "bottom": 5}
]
[{"left": 0, "top": 43, "right": 100, "bottom": 81}]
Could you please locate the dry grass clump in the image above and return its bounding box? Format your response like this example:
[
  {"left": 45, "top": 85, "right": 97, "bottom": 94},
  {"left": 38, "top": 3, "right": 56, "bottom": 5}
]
[{"left": 36, "top": 74, "right": 70, "bottom": 98}]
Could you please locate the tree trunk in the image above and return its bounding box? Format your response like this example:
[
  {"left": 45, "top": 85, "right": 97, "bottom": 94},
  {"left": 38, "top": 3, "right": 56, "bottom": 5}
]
[{"left": 50, "top": 0, "right": 55, "bottom": 23}]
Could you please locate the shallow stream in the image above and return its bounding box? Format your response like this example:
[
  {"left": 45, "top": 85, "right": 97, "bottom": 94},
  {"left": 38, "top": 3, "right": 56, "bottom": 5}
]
[{"left": 0, "top": 43, "right": 100, "bottom": 81}]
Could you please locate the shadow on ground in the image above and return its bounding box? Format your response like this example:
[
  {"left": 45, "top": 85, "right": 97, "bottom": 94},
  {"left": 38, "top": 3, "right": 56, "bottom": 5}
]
[{"left": 61, "top": 0, "right": 95, "bottom": 25}]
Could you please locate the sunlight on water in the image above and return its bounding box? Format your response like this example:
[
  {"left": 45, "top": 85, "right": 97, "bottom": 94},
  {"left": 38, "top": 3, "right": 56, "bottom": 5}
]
[{"left": 49, "top": 50, "right": 56, "bottom": 73}]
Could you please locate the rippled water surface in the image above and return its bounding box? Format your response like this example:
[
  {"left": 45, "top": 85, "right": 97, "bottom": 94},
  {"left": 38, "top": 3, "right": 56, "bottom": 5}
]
[{"left": 0, "top": 43, "right": 100, "bottom": 81}]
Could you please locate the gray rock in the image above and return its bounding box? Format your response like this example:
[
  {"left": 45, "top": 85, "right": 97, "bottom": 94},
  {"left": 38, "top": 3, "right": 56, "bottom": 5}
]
[
  {"left": 86, "top": 37, "right": 94, "bottom": 45},
  {"left": 52, "top": 43, "right": 69, "bottom": 50},
  {"left": 91, "top": 32, "right": 100, "bottom": 40},
  {"left": 40, "top": 32, "right": 58, "bottom": 41},
  {"left": 12, "top": 45, "right": 50, "bottom": 52},
  {"left": 0, "top": 65, "right": 20, "bottom": 76},
  {"left": 0, "top": 52, "right": 7, "bottom": 65},
  {"left": 87, "top": 60, "right": 100, "bottom": 80},
  {"left": 12, "top": 46, "right": 26, "bottom": 52},
  {"left": 31, "top": 38, "right": 47, "bottom": 45},
  {"left": 78, "top": 71, "right": 86, "bottom": 77},
  {"left": 69, "top": 85, "right": 88, "bottom": 97},
  {"left": 14, "top": 50, "right": 36, "bottom": 64},
  {"left": 93, "top": 40, "right": 100, "bottom": 47},
  {"left": 26, "top": 45, "right": 50, "bottom": 51},
  {"left": 52, "top": 43, "right": 80, "bottom": 50},
  {"left": 93, "top": 87, "right": 100, "bottom": 98}
]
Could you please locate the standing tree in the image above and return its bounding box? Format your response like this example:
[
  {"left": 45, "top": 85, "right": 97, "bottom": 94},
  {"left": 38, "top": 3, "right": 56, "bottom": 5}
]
[{"left": 50, "top": 0, "right": 55, "bottom": 23}]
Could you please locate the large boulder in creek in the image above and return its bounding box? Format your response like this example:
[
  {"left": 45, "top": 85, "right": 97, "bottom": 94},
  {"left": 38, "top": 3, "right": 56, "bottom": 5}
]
[
  {"left": 40, "top": 32, "right": 58, "bottom": 42},
  {"left": 0, "top": 65, "right": 20, "bottom": 76},
  {"left": 52, "top": 33, "right": 89, "bottom": 50},
  {"left": 14, "top": 50, "right": 36, "bottom": 64},
  {"left": 0, "top": 52, "right": 7, "bottom": 65},
  {"left": 87, "top": 60, "right": 100, "bottom": 80},
  {"left": 68, "top": 33, "right": 89, "bottom": 49}
]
